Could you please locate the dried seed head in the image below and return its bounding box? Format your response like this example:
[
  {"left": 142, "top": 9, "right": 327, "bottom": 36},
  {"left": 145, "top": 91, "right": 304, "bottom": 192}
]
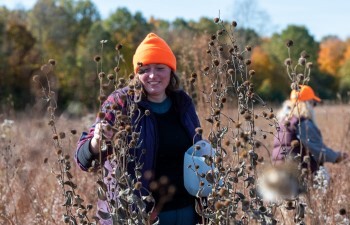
[
  {"left": 206, "top": 49, "right": 211, "bottom": 54},
  {"left": 214, "top": 17, "right": 220, "bottom": 23},
  {"left": 214, "top": 201, "right": 224, "bottom": 210},
  {"left": 59, "top": 132, "right": 65, "bottom": 139},
  {"left": 48, "top": 119, "right": 54, "bottom": 126},
  {"left": 217, "top": 29, "right": 223, "bottom": 36},
  {"left": 254, "top": 141, "right": 261, "bottom": 148},
  {"left": 297, "top": 73, "right": 304, "bottom": 81},
  {"left": 195, "top": 127, "right": 203, "bottom": 135},
  {"left": 114, "top": 67, "right": 120, "bottom": 73},
  {"left": 211, "top": 34, "right": 216, "bottom": 40},
  {"left": 218, "top": 46, "right": 223, "bottom": 51},
  {"left": 227, "top": 68, "right": 234, "bottom": 75},
  {"left": 215, "top": 156, "right": 223, "bottom": 164},
  {"left": 298, "top": 57, "right": 306, "bottom": 66},
  {"left": 245, "top": 46, "right": 252, "bottom": 51},
  {"left": 70, "top": 129, "right": 77, "bottom": 135},
  {"left": 221, "top": 97, "right": 227, "bottom": 103},
  {"left": 218, "top": 188, "right": 227, "bottom": 197},
  {"left": 115, "top": 44, "right": 123, "bottom": 50},
  {"left": 48, "top": 59, "right": 56, "bottom": 65},
  {"left": 223, "top": 199, "right": 231, "bottom": 207},
  {"left": 290, "top": 82, "right": 298, "bottom": 90},
  {"left": 98, "top": 72, "right": 105, "bottom": 79},
  {"left": 300, "top": 50, "right": 309, "bottom": 59},
  {"left": 286, "top": 40, "right": 294, "bottom": 47},
  {"left": 107, "top": 74, "right": 114, "bottom": 80},
  {"left": 268, "top": 113, "right": 274, "bottom": 119},
  {"left": 129, "top": 74, "right": 135, "bottom": 79},
  {"left": 306, "top": 62, "right": 313, "bottom": 68},
  {"left": 94, "top": 55, "right": 101, "bottom": 62},
  {"left": 213, "top": 59, "right": 220, "bottom": 66},
  {"left": 244, "top": 112, "right": 252, "bottom": 121},
  {"left": 209, "top": 40, "right": 214, "bottom": 46},
  {"left": 284, "top": 58, "right": 292, "bottom": 66},
  {"left": 249, "top": 70, "right": 256, "bottom": 76},
  {"left": 235, "top": 140, "right": 241, "bottom": 148},
  {"left": 291, "top": 140, "right": 300, "bottom": 148},
  {"left": 203, "top": 66, "right": 210, "bottom": 72},
  {"left": 191, "top": 72, "right": 197, "bottom": 79},
  {"left": 145, "top": 110, "right": 151, "bottom": 116},
  {"left": 232, "top": 21, "right": 237, "bottom": 27}
]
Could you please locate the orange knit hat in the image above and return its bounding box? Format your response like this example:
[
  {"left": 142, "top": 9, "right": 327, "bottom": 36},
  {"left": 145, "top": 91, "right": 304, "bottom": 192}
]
[
  {"left": 133, "top": 33, "right": 176, "bottom": 74},
  {"left": 290, "top": 85, "right": 321, "bottom": 102}
]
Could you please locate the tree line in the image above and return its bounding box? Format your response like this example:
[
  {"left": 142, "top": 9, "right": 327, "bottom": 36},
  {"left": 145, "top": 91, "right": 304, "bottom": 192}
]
[{"left": 1, "top": 0, "right": 349, "bottom": 114}]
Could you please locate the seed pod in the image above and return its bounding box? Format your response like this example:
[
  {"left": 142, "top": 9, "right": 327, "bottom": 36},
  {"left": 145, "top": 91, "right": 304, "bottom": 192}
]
[
  {"left": 286, "top": 39, "right": 294, "bottom": 47},
  {"left": 115, "top": 44, "right": 123, "bottom": 50},
  {"left": 48, "top": 59, "right": 56, "bottom": 65},
  {"left": 94, "top": 55, "right": 101, "bottom": 62}
]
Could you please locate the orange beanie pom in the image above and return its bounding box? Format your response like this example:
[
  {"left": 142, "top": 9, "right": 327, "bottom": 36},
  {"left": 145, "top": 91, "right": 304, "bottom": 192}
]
[{"left": 133, "top": 33, "right": 176, "bottom": 74}]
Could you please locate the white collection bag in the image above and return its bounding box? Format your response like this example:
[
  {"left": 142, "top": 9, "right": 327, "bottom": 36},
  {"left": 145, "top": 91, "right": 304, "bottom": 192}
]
[{"left": 183, "top": 140, "right": 216, "bottom": 197}]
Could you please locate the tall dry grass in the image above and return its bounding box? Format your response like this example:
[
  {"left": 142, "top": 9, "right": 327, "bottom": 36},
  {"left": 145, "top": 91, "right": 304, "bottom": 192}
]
[{"left": 0, "top": 104, "right": 349, "bottom": 224}]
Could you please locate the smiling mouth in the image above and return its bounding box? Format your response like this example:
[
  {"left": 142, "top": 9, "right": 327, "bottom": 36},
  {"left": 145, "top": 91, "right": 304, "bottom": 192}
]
[{"left": 148, "top": 81, "right": 160, "bottom": 85}]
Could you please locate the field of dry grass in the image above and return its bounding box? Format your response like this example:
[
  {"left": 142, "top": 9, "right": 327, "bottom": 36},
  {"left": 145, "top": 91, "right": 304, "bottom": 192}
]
[{"left": 0, "top": 103, "right": 349, "bottom": 224}]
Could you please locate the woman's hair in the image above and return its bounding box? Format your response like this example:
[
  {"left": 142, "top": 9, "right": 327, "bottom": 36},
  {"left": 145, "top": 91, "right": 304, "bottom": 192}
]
[
  {"left": 276, "top": 100, "right": 293, "bottom": 122},
  {"left": 289, "top": 100, "right": 315, "bottom": 122}
]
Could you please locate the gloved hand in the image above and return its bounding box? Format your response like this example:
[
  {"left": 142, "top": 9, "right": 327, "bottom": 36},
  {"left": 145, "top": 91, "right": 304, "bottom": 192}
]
[{"left": 90, "top": 121, "right": 114, "bottom": 154}]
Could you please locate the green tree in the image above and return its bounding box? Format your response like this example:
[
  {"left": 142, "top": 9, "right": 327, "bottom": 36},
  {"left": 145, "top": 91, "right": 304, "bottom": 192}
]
[{"left": 263, "top": 25, "right": 320, "bottom": 101}]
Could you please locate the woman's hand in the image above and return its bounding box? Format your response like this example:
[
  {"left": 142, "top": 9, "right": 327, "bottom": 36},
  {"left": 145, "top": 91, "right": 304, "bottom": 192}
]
[{"left": 90, "top": 121, "right": 114, "bottom": 154}]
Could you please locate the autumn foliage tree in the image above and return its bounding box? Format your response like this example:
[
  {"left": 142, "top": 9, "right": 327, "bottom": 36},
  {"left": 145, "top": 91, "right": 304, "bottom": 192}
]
[{"left": 317, "top": 37, "right": 346, "bottom": 77}]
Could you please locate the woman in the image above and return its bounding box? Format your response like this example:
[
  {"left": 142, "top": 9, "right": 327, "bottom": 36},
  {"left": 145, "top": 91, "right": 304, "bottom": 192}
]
[
  {"left": 272, "top": 85, "right": 347, "bottom": 172},
  {"left": 75, "top": 33, "right": 201, "bottom": 225}
]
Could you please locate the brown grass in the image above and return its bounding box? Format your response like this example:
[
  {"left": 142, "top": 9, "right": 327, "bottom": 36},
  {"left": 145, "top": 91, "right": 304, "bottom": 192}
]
[{"left": 0, "top": 103, "right": 349, "bottom": 224}]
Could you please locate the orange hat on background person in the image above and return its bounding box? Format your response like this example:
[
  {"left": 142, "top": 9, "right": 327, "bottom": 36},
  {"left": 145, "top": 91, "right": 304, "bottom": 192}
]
[
  {"left": 133, "top": 33, "right": 176, "bottom": 74},
  {"left": 290, "top": 85, "right": 321, "bottom": 102}
]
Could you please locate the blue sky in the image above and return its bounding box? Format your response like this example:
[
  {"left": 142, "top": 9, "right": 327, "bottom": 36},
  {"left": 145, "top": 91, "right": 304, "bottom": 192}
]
[{"left": 1, "top": 0, "right": 349, "bottom": 41}]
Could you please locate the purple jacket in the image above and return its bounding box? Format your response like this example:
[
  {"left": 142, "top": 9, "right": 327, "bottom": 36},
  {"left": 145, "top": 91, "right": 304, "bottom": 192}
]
[
  {"left": 272, "top": 116, "right": 340, "bottom": 172},
  {"left": 75, "top": 87, "right": 201, "bottom": 223},
  {"left": 272, "top": 116, "right": 318, "bottom": 172}
]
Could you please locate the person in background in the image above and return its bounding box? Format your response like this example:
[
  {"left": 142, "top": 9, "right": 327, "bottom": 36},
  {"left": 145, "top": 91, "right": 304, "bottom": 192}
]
[
  {"left": 272, "top": 85, "right": 348, "bottom": 173},
  {"left": 75, "top": 33, "right": 201, "bottom": 225}
]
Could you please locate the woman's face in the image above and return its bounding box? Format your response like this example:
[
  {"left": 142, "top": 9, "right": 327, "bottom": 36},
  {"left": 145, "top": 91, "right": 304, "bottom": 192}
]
[{"left": 138, "top": 64, "right": 171, "bottom": 102}]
